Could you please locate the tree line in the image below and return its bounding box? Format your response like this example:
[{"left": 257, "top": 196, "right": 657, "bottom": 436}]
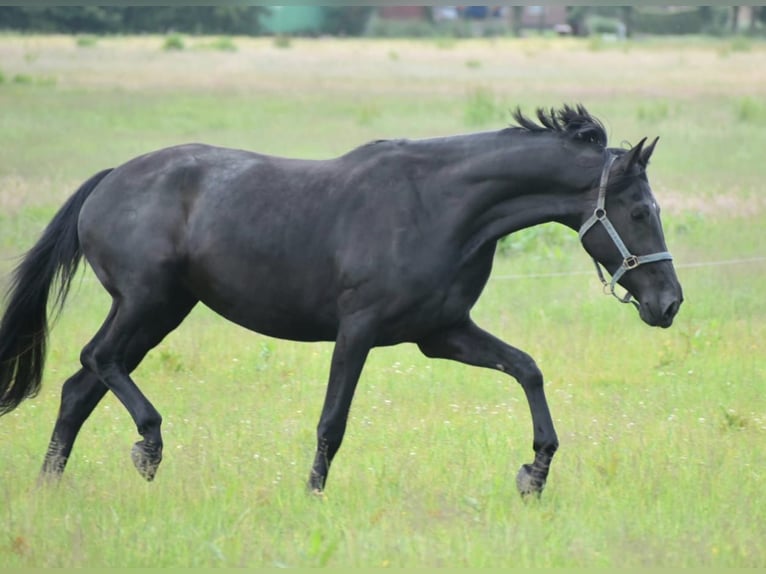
[
  {"left": 0, "top": 6, "right": 761, "bottom": 37},
  {"left": 0, "top": 7, "right": 270, "bottom": 35},
  {"left": 566, "top": 6, "right": 764, "bottom": 38},
  {"left": 0, "top": 7, "right": 376, "bottom": 37}
]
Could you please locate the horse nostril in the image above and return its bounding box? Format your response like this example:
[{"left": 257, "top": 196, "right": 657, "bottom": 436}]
[{"left": 663, "top": 300, "right": 680, "bottom": 322}]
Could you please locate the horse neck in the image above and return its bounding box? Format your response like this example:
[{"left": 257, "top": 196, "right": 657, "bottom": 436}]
[{"left": 431, "top": 132, "right": 598, "bottom": 259}]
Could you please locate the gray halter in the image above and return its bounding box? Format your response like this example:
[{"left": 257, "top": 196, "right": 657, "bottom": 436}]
[{"left": 578, "top": 154, "right": 673, "bottom": 305}]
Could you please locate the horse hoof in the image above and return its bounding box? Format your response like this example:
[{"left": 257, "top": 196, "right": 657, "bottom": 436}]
[
  {"left": 516, "top": 463, "right": 545, "bottom": 498},
  {"left": 307, "top": 470, "right": 326, "bottom": 495},
  {"left": 131, "top": 440, "right": 162, "bottom": 481}
]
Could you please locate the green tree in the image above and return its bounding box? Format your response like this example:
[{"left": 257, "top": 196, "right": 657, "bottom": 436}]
[
  {"left": 321, "top": 7, "right": 373, "bottom": 36},
  {"left": 566, "top": 6, "right": 590, "bottom": 36},
  {"left": 621, "top": 6, "right": 633, "bottom": 38},
  {"left": 511, "top": 6, "right": 523, "bottom": 37},
  {"left": 731, "top": 6, "right": 741, "bottom": 32},
  {"left": 0, "top": 6, "right": 270, "bottom": 35}
]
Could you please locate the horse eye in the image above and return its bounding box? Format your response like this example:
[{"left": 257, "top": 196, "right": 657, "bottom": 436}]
[{"left": 631, "top": 206, "right": 650, "bottom": 221}]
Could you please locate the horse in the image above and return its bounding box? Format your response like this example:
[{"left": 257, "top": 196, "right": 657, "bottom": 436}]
[{"left": 0, "top": 104, "right": 683, "bottom": 497}]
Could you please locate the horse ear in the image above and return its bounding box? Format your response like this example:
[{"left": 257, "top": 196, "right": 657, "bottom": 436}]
[
  {"left": 617, "top": 137, "right": 646, "bottom": 173},
  {"left": 639, "top": 136, "right": 659, "bottom": 167}
]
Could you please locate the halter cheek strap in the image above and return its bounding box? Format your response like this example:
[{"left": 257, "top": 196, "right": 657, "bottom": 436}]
[{"left": 578, "top": 155, "right": 673, "bottom": 305}]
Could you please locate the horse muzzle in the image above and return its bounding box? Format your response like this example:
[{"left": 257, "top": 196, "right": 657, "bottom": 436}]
[{"left": 637, "top": 289, "right": 683, "bottom": 328}]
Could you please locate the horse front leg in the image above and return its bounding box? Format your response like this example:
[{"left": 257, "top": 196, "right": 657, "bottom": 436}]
[
  {"left": 418, "top": 319, "right": 559, "bottom": 497},
  {"left": 309, "top": 312, "right": 376, "bottom": 493}
]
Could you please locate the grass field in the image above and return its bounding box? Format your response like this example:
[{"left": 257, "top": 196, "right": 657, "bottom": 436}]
[{"left": 0, "top": 34, "right": 764, "bottom": 567}]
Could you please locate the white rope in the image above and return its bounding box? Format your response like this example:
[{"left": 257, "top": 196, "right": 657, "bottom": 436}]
[
  {"left": 673, "top": 256, "right": 766, "bottom": 269},
  {"left": 492, "top": 256, "right": 766, "bottom": 281}
]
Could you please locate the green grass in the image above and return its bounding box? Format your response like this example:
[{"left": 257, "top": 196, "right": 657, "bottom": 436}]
[{"left": 0, "top": 35, "right": 764, "bottom": 567}]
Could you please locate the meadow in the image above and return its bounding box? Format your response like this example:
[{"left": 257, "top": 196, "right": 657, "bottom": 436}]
[{"left": 0, "top": 34, "right": 764, "bottom": 567}]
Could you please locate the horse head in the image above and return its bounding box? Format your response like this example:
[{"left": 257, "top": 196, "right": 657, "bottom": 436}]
[{"left": 579, "top": 137, "right": 683, "bottom": 328}]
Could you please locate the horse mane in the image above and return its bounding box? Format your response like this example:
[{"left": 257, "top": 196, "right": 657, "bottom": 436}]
[{"left": 510, "top": 104, "right": 608, "bottom": 148}]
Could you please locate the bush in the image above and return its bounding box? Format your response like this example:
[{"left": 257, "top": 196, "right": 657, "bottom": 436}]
[
  {"left": 12, "top": 73, "right": 33, "bottom": 84},
  {"left": 162, "top": 34, "right": 185, "bottom": 51},
  {"left": 75, "top": 35, "right": 98, "bottom": 47},
  {"left": 8, "top": 73, "right": 56, "bottom": 87},
  {"left": 729, "top": 36, "right": 752, "bottom": 52},
  {"left": 273, "top": 35, "right": 291, "bottom": 49},
  {"left": 735, "top": 97, "right": 766, "bottom": 124},
  {"left": 200, "top": 36, "right": 237, "bottom": 52}
]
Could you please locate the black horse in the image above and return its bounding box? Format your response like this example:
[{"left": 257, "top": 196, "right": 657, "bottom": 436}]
[{"left": 0, "top": 105, "right": 682, "bottom": 496}]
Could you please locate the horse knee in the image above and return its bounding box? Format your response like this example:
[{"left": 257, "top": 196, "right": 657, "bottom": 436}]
[
  {"left": 511, "top": 353, "right": 543, "bottom": 389},
  {"left": 80, "top": 344, "right": 162, "bottom": 436},
  {"left": 522, "top": 367, "right": 544, "bottom": 389},
  {"left": 81, "top": 343, "right": 126, "bottom": 382},
  {"left": 80, "top": 343, "right": 107, "bottom": 375}
]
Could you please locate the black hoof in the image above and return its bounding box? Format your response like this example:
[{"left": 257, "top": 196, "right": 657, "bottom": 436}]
[
  {"left": 131, "top": 440, "right": 162, "bottom": 481},
  {"left": 516, "top": 463, "right": 545, "bottom": 498},
  {"left": 39, "top": 456, "right": 67, "bottom": 482}
]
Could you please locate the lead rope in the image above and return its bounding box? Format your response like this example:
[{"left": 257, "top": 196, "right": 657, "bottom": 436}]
[{"left": 578, "top": 155, "right": 673, "bottom": 306}]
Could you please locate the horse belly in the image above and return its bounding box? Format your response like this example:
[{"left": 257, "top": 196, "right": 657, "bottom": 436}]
[{"left": 187, "top": 265, "right": 339, "bottom": 342}]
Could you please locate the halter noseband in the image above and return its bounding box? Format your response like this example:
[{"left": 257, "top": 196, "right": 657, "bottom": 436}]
[{"left": 578, "top": 154, "right": 673, "bottom": 305}]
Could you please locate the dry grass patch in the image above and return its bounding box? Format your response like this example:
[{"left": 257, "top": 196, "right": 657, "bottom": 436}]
[{"left": 0, "top": 35, "right": 764, "bottom": 99}]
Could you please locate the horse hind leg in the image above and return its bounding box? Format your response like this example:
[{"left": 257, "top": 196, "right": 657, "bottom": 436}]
[
  {"left": 40, "top": 292, "right": 196, "bottom": 482},
  {"left": 76, "top": 288, "right": 197, "bottom": 481},
  {"left": 40, "top": 291, "right": 197, "bottom": 482},
  {"left": 39, "top": 302, "right": 120, "bottom": 482},
  {"left": 40, "top": 368, "right": 108, "bottom": 481}
]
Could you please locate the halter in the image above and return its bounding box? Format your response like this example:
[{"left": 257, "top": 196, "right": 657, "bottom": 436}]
[{"left": 578, "top": 154, "right": 673, "bottom": 305}]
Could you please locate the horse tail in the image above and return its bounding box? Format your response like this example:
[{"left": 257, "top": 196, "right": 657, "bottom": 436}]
[{"left": 0, "top": 168, "right": 113, "bottom": 416}]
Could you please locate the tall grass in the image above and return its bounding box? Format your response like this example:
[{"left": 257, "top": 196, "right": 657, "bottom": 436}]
[
  {"left": 0, "top": 35, "right": 764, "bottom": 567},
  {"left": 463, "top": 86, "right": 503, "bottom": 126},
  {"left": 735, "top": 96, "right": 766, "bottom": 124}
]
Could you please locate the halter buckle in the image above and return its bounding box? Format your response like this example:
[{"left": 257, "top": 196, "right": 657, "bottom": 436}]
[{"left": 623, "top": 255, "right": 639, "bottom": 270}]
